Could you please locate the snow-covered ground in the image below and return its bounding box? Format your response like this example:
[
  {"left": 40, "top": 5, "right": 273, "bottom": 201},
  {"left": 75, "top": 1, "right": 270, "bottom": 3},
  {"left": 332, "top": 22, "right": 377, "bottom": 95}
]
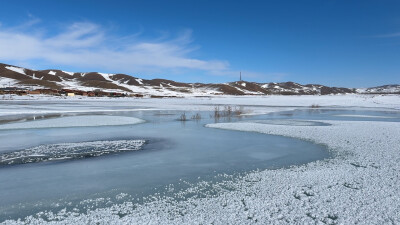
[
  {"left": 1, "top": 94, "right": 400, "bottom": 119},
  {"left": 0, "top": 77, "right": 18, "bottom": 88},
  {"left": 1, "top": 94, "right": 400, "bottom": 224},
  {"left": 204, "top": 120, "right": 400, "bottom": 224}
]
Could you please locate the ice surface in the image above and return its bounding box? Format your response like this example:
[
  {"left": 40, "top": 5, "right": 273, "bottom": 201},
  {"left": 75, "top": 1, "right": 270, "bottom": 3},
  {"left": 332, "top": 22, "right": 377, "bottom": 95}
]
[
  {"left": 0, "top": 115, "right": 144, "bottom": 130},
  {"left": 3, "top": 119, "right": 398, "bottom": 224},
  {"left": 334, "top": 114, "right": 396, "bottom": 118},
  {"left": 0, "top": 109, "right": 329, "bottom": 222},
  {"left": 0, "top": 140, "right": 146, "bottom": 165},
  {"left": 48, "top": 71, "right": 56, "bottom": 75},
  {"left": 3, "top": 94, "right": 400, "bottom": 111},
  {"left": 1, "top": 95, "right": 400, "bottom": 123},
  {"left": 1, "top": 96, "right": 400, "bottom": 224}
]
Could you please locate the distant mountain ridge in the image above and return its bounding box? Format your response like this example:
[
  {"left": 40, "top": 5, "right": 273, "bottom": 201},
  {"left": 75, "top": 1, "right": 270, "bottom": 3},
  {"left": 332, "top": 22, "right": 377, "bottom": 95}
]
[{"left": 0, "top": 63, "right": 398, "bottom": 96}]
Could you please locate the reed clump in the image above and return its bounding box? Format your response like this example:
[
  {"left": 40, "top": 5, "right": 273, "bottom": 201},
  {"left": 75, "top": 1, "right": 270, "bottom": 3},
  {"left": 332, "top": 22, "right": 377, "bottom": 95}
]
[
  {"left": 310, "top": 104, "right": 320, "bottom": 108},
  {"left": 213, "top": 105, "right": 244, "bottom": 118}
]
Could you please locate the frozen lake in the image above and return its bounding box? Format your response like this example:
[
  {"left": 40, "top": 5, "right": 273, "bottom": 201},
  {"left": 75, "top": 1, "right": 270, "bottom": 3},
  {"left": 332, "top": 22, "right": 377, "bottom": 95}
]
[{"left": 0, "top": 99, "right": 399, "bottom": 222}]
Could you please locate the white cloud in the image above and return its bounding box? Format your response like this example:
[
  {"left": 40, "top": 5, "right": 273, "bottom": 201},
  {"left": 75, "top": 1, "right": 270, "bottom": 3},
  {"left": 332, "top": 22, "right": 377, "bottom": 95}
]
[
  {"left": 0, "top": 21, "right": 230, "bottom": 75},
  {"left": 0, "top": 20, "right": 286, "bottom": 82}
]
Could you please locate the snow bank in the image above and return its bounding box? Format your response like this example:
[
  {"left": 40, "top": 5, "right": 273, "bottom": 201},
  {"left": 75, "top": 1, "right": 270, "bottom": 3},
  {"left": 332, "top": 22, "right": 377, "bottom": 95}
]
[{"left": 0, "top": 116, "right": 144, "bottom": 130}]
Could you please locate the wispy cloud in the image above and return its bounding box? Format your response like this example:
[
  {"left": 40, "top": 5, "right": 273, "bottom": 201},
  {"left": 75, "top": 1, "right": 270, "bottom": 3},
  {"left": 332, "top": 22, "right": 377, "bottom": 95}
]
[
  {"left": 0, "top": 21, "right": 229, "bottom": 74},
  {"left": 371, "top": 32, "right": 400, "bottom": 38},
  {"left": 0, "top": 19, "right": 285, "bottom": 82}
]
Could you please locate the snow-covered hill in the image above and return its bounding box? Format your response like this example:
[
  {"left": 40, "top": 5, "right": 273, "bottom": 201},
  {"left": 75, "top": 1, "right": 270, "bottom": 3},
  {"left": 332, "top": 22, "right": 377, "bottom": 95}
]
[
  {"left": 0, "top": 63, "right": 397, "bottom": 96},
  {"left": 357, "top": 85, "right": 400, "bottom": 94}
]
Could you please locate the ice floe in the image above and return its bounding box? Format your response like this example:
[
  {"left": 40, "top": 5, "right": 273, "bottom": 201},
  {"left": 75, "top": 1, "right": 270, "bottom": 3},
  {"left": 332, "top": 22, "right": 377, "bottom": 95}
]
[
  {"left": 0, "top": 116, "right": 144, "bottom": 130},
  {"left": 0, "top": 140, "right": 146, "bottom": 165}
]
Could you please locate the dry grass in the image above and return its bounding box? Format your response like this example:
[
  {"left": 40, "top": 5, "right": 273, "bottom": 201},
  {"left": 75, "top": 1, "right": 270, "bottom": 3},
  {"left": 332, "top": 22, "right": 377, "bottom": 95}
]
[
  {"left": 213, "top": 105, "right": 245, "bottom": 118},
  {"left": 191, "top": 113, "right": 202, "bottom": 120},
  {"left": 310, "top": 104, "right": 320, "bottom": 108},
  {"left": 178, "top": 112, "right": 187, "bottom": 121},
  {"left": 178, "top": 112, "right": 202, "bottom": 121}
]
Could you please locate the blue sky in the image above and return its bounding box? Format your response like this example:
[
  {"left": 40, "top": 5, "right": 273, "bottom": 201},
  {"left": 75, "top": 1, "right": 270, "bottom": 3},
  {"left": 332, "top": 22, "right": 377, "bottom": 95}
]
[{"left": 0, "top": 0, "right": 399, "bottom": 87}]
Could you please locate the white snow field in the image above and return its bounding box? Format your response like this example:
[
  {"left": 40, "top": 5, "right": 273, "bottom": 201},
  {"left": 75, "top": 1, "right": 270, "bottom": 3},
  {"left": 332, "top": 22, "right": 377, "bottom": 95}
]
[
  {"left": 0, "top": 115, "right": 144, "bottom": 130},
  {"left": 1, "top": 94, "right": 400, "bottom": 224},
  {"left": 1, "top": 94, "right": 400, "bottom": 117}
]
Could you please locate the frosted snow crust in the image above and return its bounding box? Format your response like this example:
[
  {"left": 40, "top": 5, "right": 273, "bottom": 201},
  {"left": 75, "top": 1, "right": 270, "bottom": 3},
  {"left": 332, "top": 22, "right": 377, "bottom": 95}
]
[{"left": 245, "top": 119, "right": 330, "bottom": 126}]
